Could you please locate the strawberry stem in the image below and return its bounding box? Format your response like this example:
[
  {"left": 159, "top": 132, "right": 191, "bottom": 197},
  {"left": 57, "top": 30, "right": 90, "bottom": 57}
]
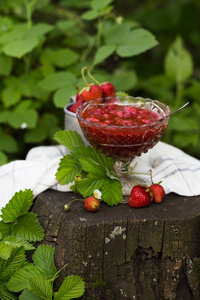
[
  {"left": 87, "top": 67, "right": 101, "bottom": 85},
  {"left": 149, "top": 169, "right": 154, "bottom": 184},
  {"left": 81, "top": 66, "right": 89, "bottom": 86}
]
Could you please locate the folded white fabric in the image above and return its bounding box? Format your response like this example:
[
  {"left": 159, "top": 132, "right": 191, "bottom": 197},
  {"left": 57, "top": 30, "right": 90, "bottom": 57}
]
[{"left": 0, "top": 141, "right": 200, "bottom": 217}]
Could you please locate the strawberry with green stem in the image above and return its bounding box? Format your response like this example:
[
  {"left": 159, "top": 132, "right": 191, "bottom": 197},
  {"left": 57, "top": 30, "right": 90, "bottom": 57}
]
[
  {"left": 149, "top": 169, "right": 165, "bottom": 203},
  {"left": 87, "top": 67, "right": 116, "bottom": 98},
  {"left": 79, "top": 67, "right": 102, "bottom": 102}
]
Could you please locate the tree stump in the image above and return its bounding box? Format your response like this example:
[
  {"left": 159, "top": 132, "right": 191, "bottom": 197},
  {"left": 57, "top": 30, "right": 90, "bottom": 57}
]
[{"left": 31, "top": 190, "right": 200, "bottom": 300}]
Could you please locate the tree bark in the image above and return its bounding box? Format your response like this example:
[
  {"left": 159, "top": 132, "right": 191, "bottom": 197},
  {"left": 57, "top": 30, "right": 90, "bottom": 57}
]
[{"left": 32, "top": 190, "right": 200, "bottom": 300}]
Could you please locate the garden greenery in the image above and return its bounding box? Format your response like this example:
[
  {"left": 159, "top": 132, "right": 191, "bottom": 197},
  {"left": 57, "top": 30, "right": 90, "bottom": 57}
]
[
  {"left": 0, "top": 189, "right": 85, "bottom": 300},
  {"left": 0, "top": 0, "right": 199, "bottom": 166}
]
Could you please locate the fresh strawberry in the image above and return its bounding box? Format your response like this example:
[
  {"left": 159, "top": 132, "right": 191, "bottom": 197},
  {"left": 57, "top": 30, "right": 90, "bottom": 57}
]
[
  {"left": 75, "top": 92, "right": 83, "bottom": 102},
  {"left": 80, "top": 84, "right": 102, "bottom": 102},
  {"left": 101, "top": 82, "right": 116, "bottom": 98},
  {"left": 150, "top": 184, "right": 165, "bottom": 203},
  {"left": 69, "top": 99, "right": 84, "bottom": 113},
  {"left": 85, "top": 196, "right": 100, "bottom": 212},
  {"left": 128, "top": 185, "right": 151, "bottom": 208}
]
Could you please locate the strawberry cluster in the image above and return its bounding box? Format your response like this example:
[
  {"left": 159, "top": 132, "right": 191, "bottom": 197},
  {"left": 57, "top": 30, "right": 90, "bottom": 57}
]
[
  {"left": 70, "top": 66, "right": 116, "bottom": 113},
  {"left": 128, "top": 173, "right": 165, "bottom": 208}
]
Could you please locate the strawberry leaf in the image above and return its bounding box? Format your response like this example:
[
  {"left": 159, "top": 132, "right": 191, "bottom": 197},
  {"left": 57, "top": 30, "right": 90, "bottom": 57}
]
[
  {"left": 76, "top": 175, "right": 105, "bottom": 198},
  {"left": 55, "top": 154, "right": 82, "bottom": 185},
  {"left": 1, "top": 189, "right": 34, "bottom": 223},
  {"left": 54, "top": 130, "right": 85, "bottom": 150},
  {"left": 7, "top": 263, "right": 45, "bottom": 292},
  {"left": 79, "top": 156, "right": 107, "bottom": 177},
  {"left": 72, "top": 145, "right": 114, "bottom": 171},
  {"left": 32, "top": 245, "right": 57, "bottom": 279},
  {"left": 101, "top": 179, "right": 122, "bottom": 206},
  {"left": 54, "top": 275, "right": 85, "bottom": 300},
  {"left": 12, "top": 212, "right": 44, "bottom": 242}
]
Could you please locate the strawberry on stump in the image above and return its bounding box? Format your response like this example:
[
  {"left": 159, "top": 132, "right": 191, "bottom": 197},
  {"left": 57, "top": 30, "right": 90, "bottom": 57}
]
[
  {"left": 128, "top": 185, "right": 151, "bottom": 208},
  {"left": 85, "top": 196, "right": 100, "bottom": 212},
  {"left": 149, "top": 169, "right": 165, "bottom": 204},
  {"left": 150, "top": 184, "right": 165, "bottom": 203}
]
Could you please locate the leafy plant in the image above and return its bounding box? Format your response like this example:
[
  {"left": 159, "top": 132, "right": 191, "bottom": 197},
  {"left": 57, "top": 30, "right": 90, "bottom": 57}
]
[
  {"left": 55, "top": 130, "right": 123, "bottom": 205},
  {"left": 0, "top": 189, "right": 85, "bottom": 299},
  {"left": 0, "top": 0, "right": 159, "bottom": 166}
]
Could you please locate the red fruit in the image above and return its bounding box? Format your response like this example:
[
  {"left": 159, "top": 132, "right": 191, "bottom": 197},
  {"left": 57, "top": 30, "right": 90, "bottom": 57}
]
[
  {"left": 101, "top": 82, "right": 116, "bottom": 98},
  {"left": 76, "top": 93, "right": 83, "bottom": 102},
  {"left": 69, "top": 99, "right": 84, "bottom": 113},
  {"left": 128, "top": 185, "right": 151, "bottom": 208},
  {"left": 80, "top": 84, "right": 102, "bottom": 102},
  {"left": 150, "top": 184, "right": 165, "bottom": 203},
  {"left": 85, "top": 197, "right": 100, "bottom": 212}
]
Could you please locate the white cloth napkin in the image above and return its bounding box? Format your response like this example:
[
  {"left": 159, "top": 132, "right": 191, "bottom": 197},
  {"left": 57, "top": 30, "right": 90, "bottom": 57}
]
[{"left": 0, "top": 142, "right": 200, "bottom": 217}]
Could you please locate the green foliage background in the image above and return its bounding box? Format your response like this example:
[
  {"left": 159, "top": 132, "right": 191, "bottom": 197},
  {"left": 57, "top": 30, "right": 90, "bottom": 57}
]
[{"left": 0, "top": 0, "right": 199, "bottom": 165}]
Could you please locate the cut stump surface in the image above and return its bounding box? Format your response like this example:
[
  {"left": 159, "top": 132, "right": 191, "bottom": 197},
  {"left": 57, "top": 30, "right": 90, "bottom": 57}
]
[{"left": 32, "top": 190, "right": 200, "bottom": 300}]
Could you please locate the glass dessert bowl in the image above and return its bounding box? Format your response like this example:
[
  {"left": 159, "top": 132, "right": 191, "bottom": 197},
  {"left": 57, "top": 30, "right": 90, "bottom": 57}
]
[{"left": 76, "top": 96, "right": 170, "bottom": 195}]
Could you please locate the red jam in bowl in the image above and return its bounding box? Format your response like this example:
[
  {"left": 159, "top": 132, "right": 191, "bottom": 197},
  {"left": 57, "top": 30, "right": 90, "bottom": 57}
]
[{"left": 77, "top": 101, "right": 169, "bottom": 159}]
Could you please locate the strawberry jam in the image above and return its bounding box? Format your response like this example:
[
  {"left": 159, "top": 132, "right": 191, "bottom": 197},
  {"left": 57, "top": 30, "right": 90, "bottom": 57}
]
[{"left": 77, "top": 99, "right": 170, "bottom": 159}]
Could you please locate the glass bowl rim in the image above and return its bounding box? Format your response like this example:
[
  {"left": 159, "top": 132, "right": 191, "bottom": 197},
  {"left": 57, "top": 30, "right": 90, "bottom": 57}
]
[{"left": 76, "top": 96, "right": 171, "bottom": 129}]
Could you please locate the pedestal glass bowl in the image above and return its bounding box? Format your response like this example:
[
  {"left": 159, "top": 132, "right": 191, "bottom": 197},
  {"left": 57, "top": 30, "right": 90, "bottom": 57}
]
[{"left": 76, "top": 96, "right": 170, "bottom": 195}]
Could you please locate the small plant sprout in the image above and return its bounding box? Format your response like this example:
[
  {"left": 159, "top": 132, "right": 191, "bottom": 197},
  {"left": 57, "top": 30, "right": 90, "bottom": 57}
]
[{"left": 93, "top": 189, "right": 102, "bottom": 200}]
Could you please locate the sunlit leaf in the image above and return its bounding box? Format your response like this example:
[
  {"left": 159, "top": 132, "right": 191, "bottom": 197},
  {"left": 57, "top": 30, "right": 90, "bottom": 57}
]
[
  {"left": 164, "top": 36, "right": 193, "bottom": 83},
  {"left": 1, "top": 189, "right": 34, "bottom": 223}
]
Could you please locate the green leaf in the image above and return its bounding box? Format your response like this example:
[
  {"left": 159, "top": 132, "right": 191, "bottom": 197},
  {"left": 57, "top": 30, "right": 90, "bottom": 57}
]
[
  {"left": 7, "top": 263, "right": 45, "bottom": 292},
  {"left": 3, "top": 37, "right": 39, "bottom": 58},
  {"left": 81, "top": 10, "right": 100, "bottom": 20},
  {"left": 93, "top": 45, "right": 116, "bottom": 66},
  {"left": 3, "top": 236, "right": 35, "bottom": 251},
  {"left": 104, "top": 22, "right": 139, "bottom": 45},
  {"left": 76, "top": 175, "right": 105, "bottom": 197},
  {"left": 72, "top": 145, "right": 114, "bottom": 171},
  {"left": 101, "top": 179, "right": 122, "bottom": 205},
  {"left": 12, "top": 212, "right": 44, "bottom": 242},
  {"left": 32, "top": 245, "right": 57, "bottom": 279},
  {"left": 0, "top": 247, "right": 26, "bottom": 283},
  {"left": 164, "top": 36, "right": 193, "bottom": 83},
  {"left": 1, "top": 189, "right": 34, "bottom": 223},
  {"left": 0, "top": 151, "right": 8, "bottom": 166},
  {"left": 56, "top": 155, "right": 81, "bottom": 185},
  {"left": 9, "top": 108, "right": 38, "bottom": 129},
  {"left": 0, "top": 242, "right": 11, "bottom": 260},
  {"left": 79, "top": 157, "right": 107, "bottom": 177},
  {"left": 28, "top": 276, "right": 52, "bottom": 300},
  {"left": 108, "top": 71, "right": 137, "bottom": 91},
  {"left": 19, "top": 289, "right": 42, "bottom": 300},
  {"left": 53, "top": 48, "right": 79, "bottom": 67},
  {"left": 38, "top": 71, "right": 77, "bottom": 92},
  {"left": 91, "top": 0, "right": 113, "bottom": 10},
  {"left": 0, "top": 16, "right": 13, "bottom": 34},
  {"left": 0, "top": 133, "right": 18, "bottom": 153},
  {"left": 0, "top": 23, "right": 27, "bottom": 44},
  {"left": 116, "top": 28, "right": 158, "bottom": 57},
  {"left": 0, "top": 283, "right": 17, "bottom": 300},
  {"left": 24, "top": 23, "right": 53, "bottom": 38},
  {"left": 56, "top": 20, "right": 76, "bottom": 32},
  {"left": 0, "top": 221, "right": 12, "bottom": 240},
  {"left": 54, "top": 130, "right": 85, "bottom": 150},
  {"left": 25, "top": 113, "right": 59, "bottom": 143},
  {"left": 54, "top": 275, "right": 85, "bottom": 300},
  {"left": 0, "top": 53, "right": 13, "bottom": 75},
  {"left": 53, "top": 86, "right": 76, "bottom": 108},
  {"left": 2, "top": 87, "right": 21, "bottom": 108}
]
